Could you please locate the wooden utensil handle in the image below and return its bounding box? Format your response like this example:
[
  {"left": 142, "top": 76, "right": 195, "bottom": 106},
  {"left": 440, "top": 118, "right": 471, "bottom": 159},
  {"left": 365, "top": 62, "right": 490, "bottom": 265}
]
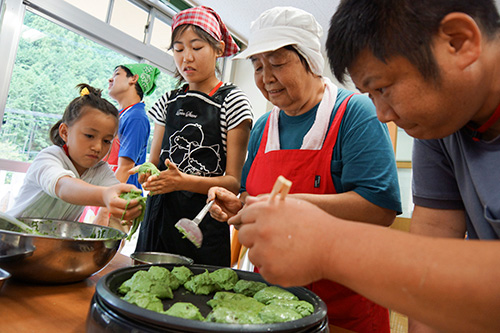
[{"left": 269, "top": 175, "right": 292, "bottom": 202}]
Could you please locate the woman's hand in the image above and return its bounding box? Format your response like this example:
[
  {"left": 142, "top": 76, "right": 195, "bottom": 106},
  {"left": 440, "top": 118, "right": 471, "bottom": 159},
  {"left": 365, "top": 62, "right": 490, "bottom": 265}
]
[
  {"left": 207, "top": 186, "right": 244, "bottom": 222},
  {"left": 142, "top": 160, "right": 184, "bottom": 195},
  {"left": 102, "top": 184, "right": 143, "bottom": 220}
]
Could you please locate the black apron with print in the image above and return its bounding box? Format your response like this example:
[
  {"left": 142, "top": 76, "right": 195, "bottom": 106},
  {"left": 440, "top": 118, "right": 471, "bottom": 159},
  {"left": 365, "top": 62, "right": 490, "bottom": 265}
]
[{"left": 136, "top": 85, "right": 235, "bottom": 266}]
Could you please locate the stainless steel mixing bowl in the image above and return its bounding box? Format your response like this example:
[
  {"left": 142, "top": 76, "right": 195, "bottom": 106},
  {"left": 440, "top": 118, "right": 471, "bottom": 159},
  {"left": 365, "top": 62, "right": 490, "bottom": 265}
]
[
  {"left": 0, "top": 267, "right": 10, "bottom": 291},
  {"left": 130, "top": 252, "right": 194, "bottom": 266},
  {"left": 0, "top": 217, "right": 126, "bottom": 284}
]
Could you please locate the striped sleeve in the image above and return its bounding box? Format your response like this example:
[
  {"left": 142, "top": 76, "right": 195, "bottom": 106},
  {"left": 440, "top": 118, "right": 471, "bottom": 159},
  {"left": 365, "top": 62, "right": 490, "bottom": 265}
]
[
  {"left": 223, "top": 86, "right": 253, "bottom": 131},
  {"left": 147, "top": 91, "right": 170, "bottom": 125}
]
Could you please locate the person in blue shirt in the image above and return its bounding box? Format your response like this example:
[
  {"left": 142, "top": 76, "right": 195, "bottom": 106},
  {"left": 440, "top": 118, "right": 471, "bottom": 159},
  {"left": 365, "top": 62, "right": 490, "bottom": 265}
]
[{"left": 107, "top": 63, "right": 160, "bottom": 189}]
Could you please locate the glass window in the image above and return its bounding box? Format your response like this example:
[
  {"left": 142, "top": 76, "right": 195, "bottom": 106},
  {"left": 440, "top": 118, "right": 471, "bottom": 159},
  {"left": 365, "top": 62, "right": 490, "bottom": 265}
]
[
  {"left": 397, "top": 168, "right": 414, "bottom": 218},
  {"left": 110, "top": 0, "right": 149, "bottom": 42},
  {"left": 63, "top": 0, "right": 110, "bottom": 22},
  {"left": 150, "top": 15, "right": 172, "bottom": 53},
  {"left": 1, "top": 10, "right": 176, "bottom": 163},
  {"left": 395, "top": 127, "right": 414, "bottom": 162}
]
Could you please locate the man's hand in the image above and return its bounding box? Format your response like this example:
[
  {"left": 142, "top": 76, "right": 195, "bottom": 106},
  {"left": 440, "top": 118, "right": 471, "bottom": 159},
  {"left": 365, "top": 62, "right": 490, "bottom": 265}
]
[{"left": 237, "top": 197, "right": 331, "bottom": 287}]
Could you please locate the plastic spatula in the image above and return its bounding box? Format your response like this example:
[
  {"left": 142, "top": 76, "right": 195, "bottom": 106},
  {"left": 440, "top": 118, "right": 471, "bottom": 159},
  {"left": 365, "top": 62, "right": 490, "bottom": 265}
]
[{"left": 175, "top": 200, "right": 214, "bottom": 248}]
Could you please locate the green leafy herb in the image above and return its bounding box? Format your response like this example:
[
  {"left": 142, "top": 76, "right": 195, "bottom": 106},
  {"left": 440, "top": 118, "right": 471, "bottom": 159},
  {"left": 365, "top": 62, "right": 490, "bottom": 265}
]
[
  {"left": 119, "top": 189, "right": 147, "bottom": 241},
  {"left": 138, "top": 162, "right": 161, "bottom": 176}
]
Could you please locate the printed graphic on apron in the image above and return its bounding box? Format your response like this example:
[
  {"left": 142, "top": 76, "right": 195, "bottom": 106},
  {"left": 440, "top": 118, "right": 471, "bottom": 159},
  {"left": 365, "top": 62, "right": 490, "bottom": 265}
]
[{"left": 161, "top": 123, "right": 222, "bottom": 176}]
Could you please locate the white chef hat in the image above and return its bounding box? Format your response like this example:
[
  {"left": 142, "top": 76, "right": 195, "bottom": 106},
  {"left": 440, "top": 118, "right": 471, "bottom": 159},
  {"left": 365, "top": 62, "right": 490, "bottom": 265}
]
[{"left": 233, "top": 6, "right": 324, "bottom": 76}]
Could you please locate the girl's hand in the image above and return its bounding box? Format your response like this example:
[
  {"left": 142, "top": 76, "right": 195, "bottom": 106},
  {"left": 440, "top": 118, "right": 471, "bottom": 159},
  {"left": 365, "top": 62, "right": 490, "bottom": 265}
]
[
  {"left": 103, "top": 184, "right": 143, "bottom": 220},
  {"left": 207, "top": 186, "right": 244, "bottom": 222},
  {"left": 129, "top": 165, "right": 150, "bottom": 184},
  {"left": 136, "top": 171, "right": 150, "bottom": 184},
  {"left": 142, "top": 160, "right": 183, "bottom": 195}
]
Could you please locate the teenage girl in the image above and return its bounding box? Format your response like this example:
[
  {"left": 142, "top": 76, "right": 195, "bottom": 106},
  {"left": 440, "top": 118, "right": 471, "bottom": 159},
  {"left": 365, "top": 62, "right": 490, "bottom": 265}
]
[
  {"left": 7, "top": 84, "right": 142, "bottom": 222},
  {"left": 134, "top": 6, "right": 253, "bottom": 266}
]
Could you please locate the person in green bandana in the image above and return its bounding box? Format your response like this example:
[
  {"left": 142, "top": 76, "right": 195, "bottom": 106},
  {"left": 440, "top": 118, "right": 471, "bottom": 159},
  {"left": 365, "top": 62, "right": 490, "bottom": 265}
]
[{"left": 106, "top": 63, "right": 160, "bottom": 189}]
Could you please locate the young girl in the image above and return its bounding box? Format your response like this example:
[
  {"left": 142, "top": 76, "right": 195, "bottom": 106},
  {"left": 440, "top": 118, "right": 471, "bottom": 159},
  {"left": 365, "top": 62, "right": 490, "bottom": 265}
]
[
  {"left": 7, "top": 84, "right": 142, "bottom": 222},
  {"left": 134, "top": 6, "right": 253, "bottom": 266}
]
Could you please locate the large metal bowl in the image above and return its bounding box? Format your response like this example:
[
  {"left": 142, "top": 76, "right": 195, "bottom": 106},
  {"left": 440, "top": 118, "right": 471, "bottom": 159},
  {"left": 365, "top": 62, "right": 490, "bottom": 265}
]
[{"left": 0, "top": 217, "right": 126, "bottom": 284}]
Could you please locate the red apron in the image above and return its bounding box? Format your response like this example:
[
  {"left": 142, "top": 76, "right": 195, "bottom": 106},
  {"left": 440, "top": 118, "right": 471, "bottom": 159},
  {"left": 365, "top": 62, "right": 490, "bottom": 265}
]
[
  {"left": 246, "top": 95, "right": 390, "bottom": 332},
  {"left": 104, "top": 103, "right": 138, "bottom": 172},
  {"left": 105, "top": 138, "right": 120, "bottom": 172}
]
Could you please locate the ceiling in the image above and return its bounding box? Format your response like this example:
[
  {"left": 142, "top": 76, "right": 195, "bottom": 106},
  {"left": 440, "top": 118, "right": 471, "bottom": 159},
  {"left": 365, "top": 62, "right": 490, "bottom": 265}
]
[
  {"left": 184, "top": 0, "right": 339, "bottom": 48},
  {"left": 183, "top": 0, "right": 500, "bottom": 51}
]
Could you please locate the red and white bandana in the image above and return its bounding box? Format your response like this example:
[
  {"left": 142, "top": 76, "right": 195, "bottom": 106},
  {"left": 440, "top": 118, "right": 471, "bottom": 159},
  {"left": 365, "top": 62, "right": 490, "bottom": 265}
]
[{"left": 172, "top": 6, "right": 239, "bottom": 57}]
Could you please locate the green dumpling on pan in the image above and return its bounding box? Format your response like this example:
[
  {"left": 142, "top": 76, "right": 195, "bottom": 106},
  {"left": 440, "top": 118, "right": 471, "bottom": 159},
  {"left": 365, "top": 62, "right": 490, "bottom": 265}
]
[
  {"left": 148, "top": 266, "right": 181, "bottom": 290},
  {"left": 121, "top": 291, "right": 164, "bottom": 313},
  {"left": 253, "top": 286, "right": 298, "bottom": 304},
  {"left": 118, "top": 269, "right": 173, "bottom": 299},
  {"left": 184, "top": 270, "right": 217, "bottom": 295},
  {"left": 206, "top": 305, "right": 264, "bottom": 324},
  {"left": 259, "top": 304, "right": 303, "bottom": 323},
  {"left": 206, "top": 291, "right": 265, "bottom": 324},
  {"left": 209, "top": 268, "right": 239, "bottom": 291},
  {"left": 171, "top": 266, "right": 194, "bottom": 285},
  {"left": 207, "top": 291, "right": 262, "bottom": 309},
  {"left": 164, "top": 302, "right": 204, "bottom": 321},
  {"left": 268, "top": 299, "right": 314, "bottom": 317},
  {"left": 233, "top": 279, "right": 267, "bottom": 297}
]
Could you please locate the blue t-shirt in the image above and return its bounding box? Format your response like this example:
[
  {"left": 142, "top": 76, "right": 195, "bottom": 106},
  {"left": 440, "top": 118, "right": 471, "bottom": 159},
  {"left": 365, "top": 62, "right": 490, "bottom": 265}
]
[
  {"left": 242, "top": 88, "right": 402, "bottom": 213},
  {"left": 118, "top": 102, "right": 150, "bottom": 189}
]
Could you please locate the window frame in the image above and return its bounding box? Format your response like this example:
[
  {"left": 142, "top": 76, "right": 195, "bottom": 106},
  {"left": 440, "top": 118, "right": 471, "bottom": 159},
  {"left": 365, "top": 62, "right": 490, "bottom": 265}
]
[{"left": 0, "top": 0, "right": 181, "bottom": 131}]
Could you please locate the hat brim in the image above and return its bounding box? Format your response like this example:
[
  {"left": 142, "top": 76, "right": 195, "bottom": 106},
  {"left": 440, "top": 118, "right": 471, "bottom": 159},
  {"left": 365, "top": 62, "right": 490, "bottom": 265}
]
[{"left": 233, "top": 39, "right": 298, "bottom": 60}]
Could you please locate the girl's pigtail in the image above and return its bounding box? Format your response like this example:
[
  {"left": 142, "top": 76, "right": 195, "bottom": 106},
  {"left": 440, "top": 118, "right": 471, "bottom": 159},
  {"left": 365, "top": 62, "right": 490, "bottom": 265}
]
[
  {"left": 76, "top": 83, "right": 103, "bottom": 98},
  {"left": 49, "top": 120, "right": 65, "bottom": 146}
]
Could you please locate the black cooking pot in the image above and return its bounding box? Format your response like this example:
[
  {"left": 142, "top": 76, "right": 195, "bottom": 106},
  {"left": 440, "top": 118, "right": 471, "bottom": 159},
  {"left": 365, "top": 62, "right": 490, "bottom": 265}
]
[{"left": 86, "top": 263, "right": 328, "bottom": 332}]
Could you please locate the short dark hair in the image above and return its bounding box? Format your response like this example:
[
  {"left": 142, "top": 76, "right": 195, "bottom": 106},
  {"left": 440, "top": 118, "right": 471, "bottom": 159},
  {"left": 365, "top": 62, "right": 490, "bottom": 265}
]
[
  {"left": 327, "top": 0, "right": 500, "bottom": 85},
  {"left": 50, "top": 84, "right": 118, "bottom": 146},
  {"left": 118, "top": 65, "right": 144, "bottom": 100}
]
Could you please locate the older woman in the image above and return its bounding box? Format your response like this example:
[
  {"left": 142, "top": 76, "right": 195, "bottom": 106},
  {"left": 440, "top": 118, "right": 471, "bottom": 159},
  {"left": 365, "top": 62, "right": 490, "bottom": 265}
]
[{"left": 208, "top": 7, "right": 401, "bottom": 332}]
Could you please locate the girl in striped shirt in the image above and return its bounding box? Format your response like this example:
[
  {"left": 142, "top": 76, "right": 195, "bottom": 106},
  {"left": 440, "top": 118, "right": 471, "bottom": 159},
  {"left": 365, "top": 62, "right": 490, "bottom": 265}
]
[{"left": 133, "top": 6, "right": 252, "bottom": 266}]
